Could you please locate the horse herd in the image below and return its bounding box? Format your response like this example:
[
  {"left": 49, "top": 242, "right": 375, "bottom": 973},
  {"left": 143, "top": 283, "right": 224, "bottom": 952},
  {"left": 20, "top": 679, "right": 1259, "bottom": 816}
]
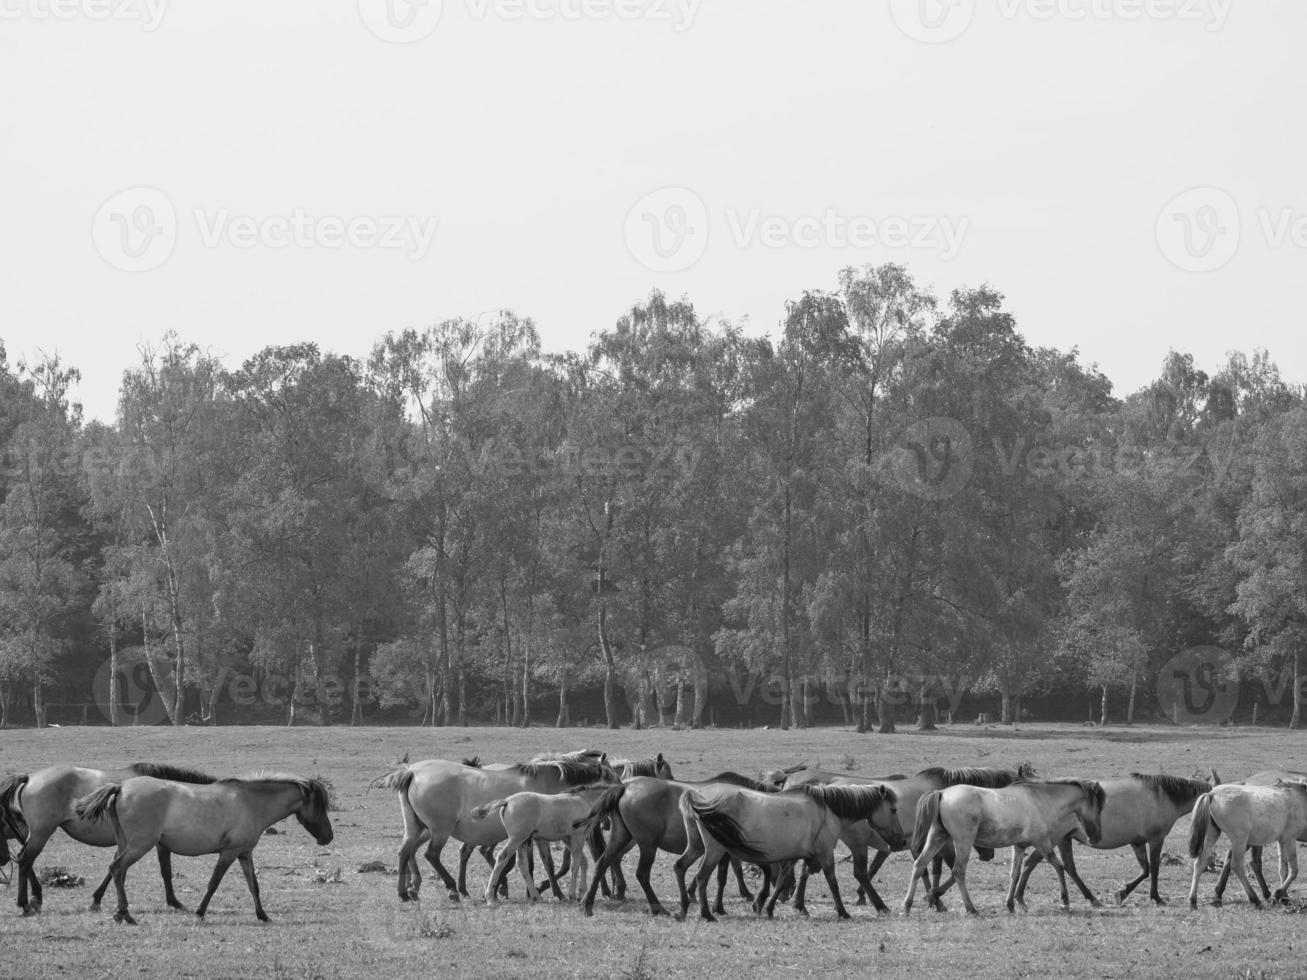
[{"left": 0, "top": 751, "right": 1304, "bottom": 926}]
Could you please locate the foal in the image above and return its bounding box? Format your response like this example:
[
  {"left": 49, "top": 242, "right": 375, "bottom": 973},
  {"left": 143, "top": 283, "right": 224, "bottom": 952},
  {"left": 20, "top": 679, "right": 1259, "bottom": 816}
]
[
  {"left": 76, "top": 773, "right": 333, "bottom": 924},
  {"left": 1188, "top": 780, "right": 1307, "bottom": 908},
  {"left": 472, "top": 787, "right": 610, "bottom": 903}
]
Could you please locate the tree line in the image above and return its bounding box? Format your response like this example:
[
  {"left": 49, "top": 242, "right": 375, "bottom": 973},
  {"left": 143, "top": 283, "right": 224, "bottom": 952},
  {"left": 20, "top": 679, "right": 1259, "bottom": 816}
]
[{"left": 1, "top": 263, "right": 1303, "bottom": 730}]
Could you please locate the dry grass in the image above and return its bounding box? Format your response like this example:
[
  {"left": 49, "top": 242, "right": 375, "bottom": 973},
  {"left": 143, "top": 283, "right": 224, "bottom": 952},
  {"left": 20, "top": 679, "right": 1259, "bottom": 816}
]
[{"left": 0, "top": 723, "right": 1300, "bottom": 979}]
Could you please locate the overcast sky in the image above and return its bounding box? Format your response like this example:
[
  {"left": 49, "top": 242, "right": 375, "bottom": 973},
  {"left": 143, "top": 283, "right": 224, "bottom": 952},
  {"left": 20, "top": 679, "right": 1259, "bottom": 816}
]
[{"left": 2, "top": 0, "right": 1302, "bottom": 422}]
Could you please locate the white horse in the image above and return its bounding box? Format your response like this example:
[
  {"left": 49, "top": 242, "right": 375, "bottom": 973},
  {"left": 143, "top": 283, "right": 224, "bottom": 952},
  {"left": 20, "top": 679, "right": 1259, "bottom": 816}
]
[
  {"left": 902, "top": 779, "right": 1105, "bottom": 915},
  {"left": 471, "top": 788, "right": 610, "bottom": 904},
  {"left": 1187, "top": 780, "right": 1307, "bottom": 908}
]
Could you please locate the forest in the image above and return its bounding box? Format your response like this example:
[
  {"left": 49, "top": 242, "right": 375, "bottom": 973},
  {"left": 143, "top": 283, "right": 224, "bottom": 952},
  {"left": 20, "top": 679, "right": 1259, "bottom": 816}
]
[{"left": 0, "top": 263, "right": 1302, "bottom": 731}]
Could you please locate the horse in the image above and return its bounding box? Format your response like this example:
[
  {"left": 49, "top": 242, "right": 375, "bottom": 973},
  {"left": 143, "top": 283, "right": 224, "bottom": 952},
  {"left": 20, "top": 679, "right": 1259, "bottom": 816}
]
[
  {"left": 0, "top": 762, "right": 216, "bottom": 915},
  {"left": 472, "top": 787, "right": 612, "bottom": 904},
  {"left": 1212, "top": 769, "right": 1307, "bottom": 903},
  {"left": 673, "top": 783, "right": 904, "bottom": 921},
  {"left": 902, "top": 779, "right": 1105, "bottom": 915},
  {"left": 1187, "top": 780, "right": 1307, "bottom": 908},
  {"left": 1013, "top": 772, "right": 1214, "bottom": 906},
  {"left": 75, "top": 773, "right": 333, "bottom": 924},
  {"left": 374, "top": 753, "right": 619, "bottom": 902},
  {"left": 780, "top": 764, "right": 1034, "bottom": 911},
  {"left": 573, "top": 772, "right": 774, "bottom": 918}
]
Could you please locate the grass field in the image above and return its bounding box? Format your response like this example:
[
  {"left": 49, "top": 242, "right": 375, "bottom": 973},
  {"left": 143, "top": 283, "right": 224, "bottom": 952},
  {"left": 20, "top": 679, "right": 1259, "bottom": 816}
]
[{"left": 1, "top": 722, "right": 1304, "bottom": 979}]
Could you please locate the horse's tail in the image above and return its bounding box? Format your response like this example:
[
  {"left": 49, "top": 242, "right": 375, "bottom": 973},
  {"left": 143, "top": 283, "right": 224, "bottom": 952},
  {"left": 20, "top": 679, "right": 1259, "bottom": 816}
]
[
  {"left": 572, "top": 782, "right": 626, "bottom": 832},
  {"left": 682, "top": 791, "right": 767, "bottom": 863},
  {"left": 470, "top": 799, "right": 509, "bottom": 821},
  {"left": 75, "top": 784, "right": 123, "bottom": 829},
  {"left": 1188, "top": 793, "right": 1217, "bottom": 857},
  {"left": 0, "top": 773, "right": 28, "bottom": 818},
  {"left": 912, "top": 790, "right": 944, "bottom": 857},
  {"left": 372, "top": 765, "right": 416, "bottom": 794}
]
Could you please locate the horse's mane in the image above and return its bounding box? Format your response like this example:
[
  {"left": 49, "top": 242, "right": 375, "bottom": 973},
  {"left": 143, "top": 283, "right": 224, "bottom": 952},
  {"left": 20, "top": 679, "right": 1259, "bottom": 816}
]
[
  {"left": 920, "top": 766, "right": 1021, "bottom": 789},
  {"left": 223, "top": 773, "right": 333, "bottom": 810},
  {"left": 616, "top": 755, "right": 668, "bottom": 778},
  {"left": 128, "top": 762, "right": 217, "bottom": 784},
  {"left": 461, "top": 756, "right": 483, "bottom": 768},
  {"left": 700, "top": 771, "right": 777, "bottom": 793},
  {"left": 530, "top": 749, "right": 604, "bottom": 763},
  {"left": 1130, "top": 772, "right": 1210, "bottom": 806},
  {"left": 515, "top": 757, "right": 611, "bottom": 786},
  {"left": 797, "top": 783, "right": 895, "bottom": 820},
  {"left": 1019, "top": 777, "right": 1105, "bottom": 809}
]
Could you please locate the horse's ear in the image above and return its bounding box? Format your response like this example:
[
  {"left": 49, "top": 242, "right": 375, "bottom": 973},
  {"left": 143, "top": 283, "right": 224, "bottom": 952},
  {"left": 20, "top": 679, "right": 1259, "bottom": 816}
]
[
  {"left": 657, "top": 753, "right": 664, "bottom": 763},
  {"left": 1210, "top": 767, "right": 1222, "bottom": 786}
]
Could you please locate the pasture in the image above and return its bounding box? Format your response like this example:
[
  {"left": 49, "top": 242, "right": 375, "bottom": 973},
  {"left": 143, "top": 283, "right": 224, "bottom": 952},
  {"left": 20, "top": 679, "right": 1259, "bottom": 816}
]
[{"left": 0, "top": 723, "right": 1301, "bottom": 979}]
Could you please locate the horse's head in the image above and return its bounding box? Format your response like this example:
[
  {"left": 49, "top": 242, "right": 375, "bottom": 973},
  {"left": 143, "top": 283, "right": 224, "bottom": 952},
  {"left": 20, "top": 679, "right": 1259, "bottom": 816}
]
[
  {"left": 653, "top": 753, "right": 674, "bottom": 780},
  {"left": 596, "top": 754, "right": 620, "bottom": 784},
  {"left": 295, "top": 779, "right": 335, "bottom": 846},
  {"left": 867, "top": 785, "right": 907, "bottom": 851},
  {"left": 1077, "top": 780, "right": 1106, "bottom": 845},
  {"left": 1016, "top": 761, "right": 1038, "bottom": 781}
]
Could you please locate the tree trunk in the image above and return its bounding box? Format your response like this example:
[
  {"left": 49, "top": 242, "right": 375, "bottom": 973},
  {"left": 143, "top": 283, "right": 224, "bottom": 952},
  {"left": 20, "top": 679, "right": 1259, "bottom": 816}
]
[
  {"left": 599, "top": 605, "right": 619, "bottom": 729},
  {"left": 105, "top": 622, "right": 120, "bottom": 726},
  {"left": 1001, "top": 688, "right": 1013, "bottom": 726},
  {"left": 691, "top": 651, "right": 707, "bottom": 729},
  {"left": 1099, "top": 684, "right": 1109, "bottom": 726},
  {"left": 556, "top": 672, "right": 569, "bottom": 728},
  {"left": 1291, "top": 650, "right": 1302, "bottom": 730},
  {"left": 916, "top": 675, "right": 937, "bottom": 730},
  {"left": 878, "top": 669, "right": 897, "bottom": 734},
  {"left": 33, "top": 679, "right": 46, "bottom": 729},
  {"left": 521, "top": 633, "right": 530, "bottom": 729},
  {"left": 1126, "top": 672, "right": 1137, "bottom": 725},
  {"left": 351, "top": 628, "right": 364, "bottom": 726}
]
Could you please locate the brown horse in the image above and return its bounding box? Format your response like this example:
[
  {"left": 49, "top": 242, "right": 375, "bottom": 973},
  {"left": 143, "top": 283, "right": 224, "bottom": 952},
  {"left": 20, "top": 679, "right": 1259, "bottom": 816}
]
[
  {"left": 573, "top": 772, "right": 773, "bottom": 917},
  {"left": 76, "top": 773, "right": 333, "bottom": 924},
  {"left": 0, "top": 762, "right": 215, "bottom": 915}
]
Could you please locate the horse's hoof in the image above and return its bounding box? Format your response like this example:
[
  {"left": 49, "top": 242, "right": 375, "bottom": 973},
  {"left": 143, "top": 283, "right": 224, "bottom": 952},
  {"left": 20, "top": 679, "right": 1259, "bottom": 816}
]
[
  {"left": 700, "top": 913, "right": 717, "bottom": 923},
  {"left": 796, "top": 907, "right": 809, "bottom": 918},
  {"left": 1152, "top": 896, "right": 1167, "bottom": 906},
  {"left": 854, "top": 897, "right": 867, "bottom": 907},
  {"left": 21, "top": 907, "right": 38, "bottom": 918},
  {"left": 446, "top": 891, "right": 460, "bottom": 903},
  {"left": 113, "top": 912, "right": 137, "bottom": 925},
  {"left": 89, "top": 902, "right": 100, "bottom": 912},
  {"left": 1089, "top": 899, "right": 1104, "bottom": 909},
  {"left": 257, "top": 913, "right": 270, "bottom": 923}
]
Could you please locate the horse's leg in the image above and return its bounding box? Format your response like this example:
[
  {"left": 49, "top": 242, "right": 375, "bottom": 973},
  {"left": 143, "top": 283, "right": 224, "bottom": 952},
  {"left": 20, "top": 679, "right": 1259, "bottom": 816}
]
[
  {"left": 396, "top": 825, "right": 424, "bottom": 902},
  {"left": 536, "top": 842, "right": 566, "bottom": 900},
  {"left": 485, "top": 841, "right": 516, "bottom": 905},
  {"left": 1250, "top": 844, "right": 1272, "bottom": 899},
  {"left": 15, "top": 830, "right": 52, "bottom": 914},
  {"left": 156, "top": 846, "right": 185, "bottom": 911},
  {"left": 1213, "top": 846, "right": 1233, "bottom": 905},
  {"left": 672, "top": 831, "right": 705, "bottom": 921},
  {"left": 1115, "top": 843, "right": 1151, "bottom": 905},
  {"left": 949, "top": 846, "right": 979, "bottom": 916},
  {"left": 1040, "top": 843, "right": 1074, "bottom": 911},
  {"left": 791, "top": 859, "right": 810, "bottom": 912},
  {"left": 421, "top": 835, "right": 460, "bottom": 901},
  {"left": 456, "top": 842, "right": 474, "bottom": 898},
  {"left": 518, "top": 844, "right": 542, "bottom": 901},
  {"left": 732, "top": 855, "right": 753, "bottom": 901},
  {"left": 1145, "top": 839, "right": 1167, "bottom": 905},
  {"left": 1014, "top": 848, "right": 1042, "bottom": 907},
  {"left": 693, "top": 840, "right": 724, "bottom": 922},
  {"left": 195, "top": 852, "right": 238, "bottom": 921},
  {"left": 753, "top": 864, "right": 773, "bottom": 915},
  {"left": 236, "top": 853, "right": 268, "bottom": 922},
  {"left": 817, "top": 853, "right": 852, "bottom": 920},
  {"left": 90, "top": 864, "right": 115, "bottom": 911},
  {"left": 1006, "top": 846, "right": 1026, "bottom": 913},
  {"left": 850, "top": 844, "right": 889, "bottom": 913},
  {"left": 1227, "top": 837, "right": 1262, "bottom": 908},
  {"left": 712, "top": 856, "right": 729, "bottom": 915},
  {"left": 790, "top": 859, "right": 814, "bottom": 917},
  {"left": 1189, "top": 834, "right": 1216, "bottom": 909},
  {"left": 1058, "top": 841, "right": 1101, "bottom": 907},
  {"left": 1273, "top": 838, "right": 1298, "bottom": 903},
  {"left": 581, "top": 820, "right": 632, "bottom": 916},
  {"left": 901, "top": 828, "right": 950, "bottom": 914}
]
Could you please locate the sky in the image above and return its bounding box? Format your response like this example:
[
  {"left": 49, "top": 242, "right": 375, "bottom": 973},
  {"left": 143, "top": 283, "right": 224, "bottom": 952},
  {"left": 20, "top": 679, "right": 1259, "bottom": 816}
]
[{"left": 1, "top": 0, "right": 1303, "bottom": 422}]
